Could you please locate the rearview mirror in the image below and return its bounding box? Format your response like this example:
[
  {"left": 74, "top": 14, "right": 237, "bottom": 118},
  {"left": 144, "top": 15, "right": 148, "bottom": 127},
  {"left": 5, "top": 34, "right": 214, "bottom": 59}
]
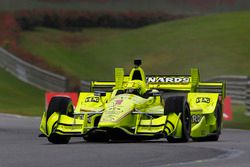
[{"left": 148, "top": 91, "right": 160, "bottom": 97}]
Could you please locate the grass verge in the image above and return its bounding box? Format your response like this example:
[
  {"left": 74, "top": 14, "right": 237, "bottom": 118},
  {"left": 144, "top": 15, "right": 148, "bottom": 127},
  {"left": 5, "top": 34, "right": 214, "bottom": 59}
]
[
  {"left": 0, "top": 69, "right": 44, "bottom": 116},
  {"left": 224, "top": 104, "right": 250, "bottom": 130}
]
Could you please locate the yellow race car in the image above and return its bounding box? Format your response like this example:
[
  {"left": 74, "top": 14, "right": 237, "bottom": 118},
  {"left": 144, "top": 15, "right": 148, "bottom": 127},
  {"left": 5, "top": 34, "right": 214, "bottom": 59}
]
[{"left": 40, "top": 60, "right": 225, "bottom": 144}]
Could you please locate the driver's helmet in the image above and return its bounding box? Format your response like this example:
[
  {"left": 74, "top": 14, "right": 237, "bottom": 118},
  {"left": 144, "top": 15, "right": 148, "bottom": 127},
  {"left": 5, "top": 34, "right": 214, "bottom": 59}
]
[{"left": 124, "top": 80, "right": 147, "bottom": 96}]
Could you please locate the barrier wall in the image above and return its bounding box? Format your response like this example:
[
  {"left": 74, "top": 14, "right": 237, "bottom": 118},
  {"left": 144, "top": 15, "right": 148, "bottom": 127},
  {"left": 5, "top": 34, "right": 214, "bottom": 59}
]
[
  {"left": 246, "top": 80, "right": 250, "bottom": 116},
  {"left": 208, "top": 75, "right": 250, "bottom": 116},
  {"left": 0, "top": 48, "right": 68, "bottom": 91},
  {"left": 209, "top": 75, "right": 248, "bottom": 104}
]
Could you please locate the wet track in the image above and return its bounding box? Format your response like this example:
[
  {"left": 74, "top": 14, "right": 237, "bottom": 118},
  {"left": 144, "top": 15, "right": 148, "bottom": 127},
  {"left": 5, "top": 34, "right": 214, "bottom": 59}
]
[{"left": 0, "top": 113, "right": 250, "bottom": 167}]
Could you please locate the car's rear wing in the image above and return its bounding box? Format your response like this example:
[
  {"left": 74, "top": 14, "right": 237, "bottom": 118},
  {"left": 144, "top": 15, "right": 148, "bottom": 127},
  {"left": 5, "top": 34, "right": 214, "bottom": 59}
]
[
  {"left": 147, "top": 69, "right": 225, "bottom": 99},
  {"left": 91, "top": 67, "right": 225, "bottom": 99}
]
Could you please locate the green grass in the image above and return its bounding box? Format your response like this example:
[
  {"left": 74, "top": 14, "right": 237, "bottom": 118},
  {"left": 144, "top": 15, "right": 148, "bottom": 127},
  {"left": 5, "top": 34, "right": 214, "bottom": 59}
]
[
  {"left": 19, "top": 11, "right": 250, "bottom": 81},
  {"left": 0, "top": 69, "right": 44, "bottom": 116},
  {"left": 224, "top": 104, "right": 250, "bottom": 130}
]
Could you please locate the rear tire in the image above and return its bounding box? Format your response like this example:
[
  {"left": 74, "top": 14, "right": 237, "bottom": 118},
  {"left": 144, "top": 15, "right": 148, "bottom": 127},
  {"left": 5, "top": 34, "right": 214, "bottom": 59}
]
[
  {"left": 47, "top": 96, "right": 73, "bottom": 144},
  {"left": 165, "top": 96, "right": 191, "bottom": 143}
]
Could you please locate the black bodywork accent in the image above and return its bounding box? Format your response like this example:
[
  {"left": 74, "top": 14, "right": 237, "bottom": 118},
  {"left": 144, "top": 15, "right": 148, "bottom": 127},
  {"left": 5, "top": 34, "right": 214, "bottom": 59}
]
[{"left": 83, "top": 128, "right": 164, "bottom": 142}]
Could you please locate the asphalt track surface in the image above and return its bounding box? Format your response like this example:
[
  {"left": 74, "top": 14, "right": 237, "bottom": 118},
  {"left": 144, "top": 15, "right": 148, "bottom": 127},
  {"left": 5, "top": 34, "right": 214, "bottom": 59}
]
[{"left": 0, "top": 114, "right": 250, "bottom": 167}]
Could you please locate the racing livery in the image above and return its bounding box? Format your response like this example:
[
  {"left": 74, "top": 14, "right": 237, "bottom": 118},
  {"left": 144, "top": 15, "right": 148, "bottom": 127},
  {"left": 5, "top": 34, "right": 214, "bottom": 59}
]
[{"left": 40, "top": 60, "right": 225, "bottom": 144}]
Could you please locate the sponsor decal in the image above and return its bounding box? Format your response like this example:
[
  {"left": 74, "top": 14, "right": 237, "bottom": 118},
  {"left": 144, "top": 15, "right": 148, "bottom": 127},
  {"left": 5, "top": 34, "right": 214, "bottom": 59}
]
[
  {"left": 191, "top": 114, "right": 202, "bottom": 123},
  {"left": 146, "top": 76, "right": 190, "bottom": 84},
  {"left": 85, "top": 96, "right": 100, "bottom": 103},
  {"left": 196, "top": 97, "right": 210, "bottom": 103}
]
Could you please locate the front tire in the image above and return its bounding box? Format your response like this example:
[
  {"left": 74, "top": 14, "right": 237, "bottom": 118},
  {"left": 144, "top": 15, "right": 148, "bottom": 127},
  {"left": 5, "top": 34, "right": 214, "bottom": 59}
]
[
  {"left": 47, "top": 96, "right": 73, "bottom": 144},
  {"left": 165, "top": 96, "right": 191, "bottom": 143},
  {"left": 48, "top": 133, "right": 71, "bottom": 144}
]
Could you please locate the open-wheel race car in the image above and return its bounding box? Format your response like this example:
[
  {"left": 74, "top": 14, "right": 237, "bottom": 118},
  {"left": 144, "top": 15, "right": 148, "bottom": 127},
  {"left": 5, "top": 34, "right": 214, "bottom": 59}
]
[{"left": 40, "top": 60, "right": 225, "bottom": 144}]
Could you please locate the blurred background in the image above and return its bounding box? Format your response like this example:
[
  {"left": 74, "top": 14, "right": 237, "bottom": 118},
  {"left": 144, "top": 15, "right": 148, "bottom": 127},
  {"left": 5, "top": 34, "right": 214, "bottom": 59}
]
[{"left": 0, "top": 0, "right": 249, "bottom": 129}]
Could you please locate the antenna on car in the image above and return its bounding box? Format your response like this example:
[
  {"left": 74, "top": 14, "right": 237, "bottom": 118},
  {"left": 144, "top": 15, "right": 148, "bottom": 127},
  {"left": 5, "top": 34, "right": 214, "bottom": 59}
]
[{"left": 134, "top": 59, "right": 142, "bottom": 67}]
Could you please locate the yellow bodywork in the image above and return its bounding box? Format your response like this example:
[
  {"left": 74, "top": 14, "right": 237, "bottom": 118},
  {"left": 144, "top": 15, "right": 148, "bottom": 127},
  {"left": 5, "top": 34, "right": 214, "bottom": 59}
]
[{"left": 40, "top": 61, "right": 225, "bottom": 142}]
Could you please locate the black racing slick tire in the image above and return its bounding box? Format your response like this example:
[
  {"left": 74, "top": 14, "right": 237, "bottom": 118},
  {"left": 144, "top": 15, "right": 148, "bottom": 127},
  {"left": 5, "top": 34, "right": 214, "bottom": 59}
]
[
  {"left": 47, "top": 96, "right": 73, "bottom": 144},
  {"left": 48, "top": 133, "right": 71, "bottom": 144},
  {"left": 192, "top": 102, "right": 222, "bottom": 142},
  {"left": 164, "top": 96, "right": 191, "bottom": 143},
  {"left": 46, "top": 96, "right": 74, "bottom": 120}
]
